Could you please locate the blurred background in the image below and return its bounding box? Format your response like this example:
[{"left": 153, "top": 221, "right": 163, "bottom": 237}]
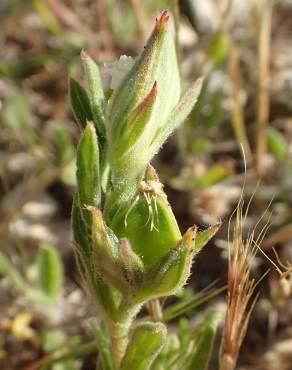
[{"left": 0, "top": 0, "right": 291, "bottom": 369}]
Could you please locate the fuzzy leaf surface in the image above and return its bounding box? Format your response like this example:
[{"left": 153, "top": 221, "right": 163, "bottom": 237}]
[
  {"left": 120, "top": 322, "right": 167, "bottom": 370},
  {"left": 187, "top": 311, "right": 221, "bottom": 370},
  {"left": 81, "top": 51, "right": 106, "bottom": 143},
  {"left": 76, "top": 122, "right": 101, "bottom": 208},
  {"left": 69, "top": 78, "right": 93, "bottom": 130}
]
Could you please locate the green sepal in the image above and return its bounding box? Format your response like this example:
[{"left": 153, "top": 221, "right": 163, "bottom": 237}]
[
  {"left": 187, "top": 311, "right": 221, "bottom": 370},
  {"left": 195, "top": 223, "right": 221, "bottom": 253},
  {"left": 120, "top": 322, "right": 167, "bottom": 370},
  {"left": 138, "top": 227, "right": 197, "bottom": 301},
  {"left": 75, "top": 246, "right": 120, "bottom": 320},
  {"left": 110, "top": 193, "right": 181, "bottom": 268},
  {"left": 119, "top": 238, "right": 145, "bottom": 292},
  {"left": 69, "top": 77, "right": 93, "bottom": 130},
  {"left": 150, "top": 78, "right": 203, "bottom": 157},
  {"left": 81, "top": 50, "right": 106, "bottom": 145},
  {"left": 87, "top": 207, "right": 145, "bottom": 297},
  {"left": 87, "top": 206, "right": 130, "bottom": 293},
  {"left": 76, "top": 122, "right": 101, "bottom": 208},
  {"left": 72, "top": 200, "right": 119, "bottom": 320},
  {"left": 36, "top": 244, "right": 63, "bottom": 300},
  {"left": 88, "top": 206, "right": 119, "bottom": 261}
]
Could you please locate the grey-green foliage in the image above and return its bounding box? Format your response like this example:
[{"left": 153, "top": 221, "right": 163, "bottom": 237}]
[
  {"left": 0, "top": 244, "right": 63, "bottom": 312},
  {"left": 37, "top": 244, "right": 64, "bottom": 300}
]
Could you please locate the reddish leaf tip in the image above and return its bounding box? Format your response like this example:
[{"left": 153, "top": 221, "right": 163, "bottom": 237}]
[
  {"left": 136, "top": 81, "right": 158, "bottom": 115},
  {"left": 155, "top": 9, "right": 170, "bottom": 30}
]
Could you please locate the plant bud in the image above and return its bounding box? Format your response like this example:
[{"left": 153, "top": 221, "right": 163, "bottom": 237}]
[
  {"left": 110, "top": 175, "right": 181, "bottom": 268},
  {"left": 107, "top": 11, "right": 180, "bottom": 186}
]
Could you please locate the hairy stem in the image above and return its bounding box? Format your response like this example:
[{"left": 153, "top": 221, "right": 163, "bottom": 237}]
[{"left": 107, "top": 319, "right": 131, "bottom": 368}]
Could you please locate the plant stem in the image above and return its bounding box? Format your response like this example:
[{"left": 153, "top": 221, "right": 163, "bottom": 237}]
[
  {"left": 228, "top": 43, "right": 252, "bottom": 164},
  {"left": 107, "top": 319, "right": 132, "bottom": 368},
  {"left": 220, "top": 353, "right": 236, "bottom": 370}
]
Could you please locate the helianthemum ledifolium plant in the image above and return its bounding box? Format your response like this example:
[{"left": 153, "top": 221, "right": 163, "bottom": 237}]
[{"left": 70, "top": 10, "right": 220, "bottom": 370}]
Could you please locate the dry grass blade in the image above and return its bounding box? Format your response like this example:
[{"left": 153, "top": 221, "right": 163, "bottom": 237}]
[
  {"left": 256, "top": 0, "right": 273, "bottom": 177},
  {"left": 220, "top": 200, "right": 259, "bottom": 370}
]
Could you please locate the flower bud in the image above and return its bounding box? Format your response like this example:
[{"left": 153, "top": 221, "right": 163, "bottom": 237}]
[
  {"left": 110, "top": 169, "right": 181, "bottom": 268},
  {"left": 107, "top": 10, "right": 181, "bottom": 187}
]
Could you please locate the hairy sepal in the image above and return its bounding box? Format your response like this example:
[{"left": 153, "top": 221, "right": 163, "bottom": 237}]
[{"left": 137, "top": 227, "right": 197, "bottom": 301}]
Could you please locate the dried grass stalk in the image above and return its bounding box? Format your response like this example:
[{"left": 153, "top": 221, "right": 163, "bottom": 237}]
[{"left": 220, "top": 201, "right": 260, "bottom": 370}]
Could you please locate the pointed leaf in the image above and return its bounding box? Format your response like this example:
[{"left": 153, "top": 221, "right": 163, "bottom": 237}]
[
  {"left": 187, "top": 311, "right": 221, "bottom": 370},
  {"left": 37, "top": 244, "right": 63, "bottom": 300},
  {"left": 120, "top": 322, "right": 167, "bottom": 370},
  {"left": 69, "top": 78, "right": 93, "bottom": 130},
  {"left": 86, "top": 206, "right": 131, "bottom": 293},
  {"left": 119, "top": 238, "right": 144, "bottom": 290},
  {"left": 76, "top": 122, "right": 101, "bottom": 208},
  {"left": 72, "top": 200, "right": 119, "bottom": 319},
  {"left": 150, "top": 78, "right": 203, "bottom": 156},
  {"left": 81, "top": 51, "right": 106, "bottom": 143},
  {"left": 138, "top": 227, "right": 197, "bottom": 301},
  {"left": 195, "top": 224, "right": 221, "bottom": 253}
]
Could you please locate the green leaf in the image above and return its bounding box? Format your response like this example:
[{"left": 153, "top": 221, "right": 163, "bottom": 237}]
[
  {"left": 195, "top": 224, "right": 221, "bottom": 253},
  {"left": 94, "top": 324, "right": 117, "bottom": 370},
  {"left": 162, "top": 285, "right": 226, "bottom": 322},
  {"left": 120, "top": 322, "right": 167, "bottom": 370},
  {"left": 195, "top": 165, "right": 227, "bottom": 189},
  {"left": 150, "top": 78, "right": 203, "bottom": 157},
  {"left": 139, "top": 227, "right": 197, "bottom": 301},
  {"left": 32, "top": 0, "right": 62, "bottom": 36},
  {"left": 81, "top": 51, "right": 106, "bottom": 143},
  {"left": 69, "top": 78, "right": 93, "bottom": 130},
  {"left": 72, "top": 201, "right": 120, "bottom": 320},
  {"left": 37, "top": 244, "right": 63, "bottom": 300},
  {"left": 187, "top": 311, "right": 221, "bottom": 370},
  {"left": 267, "top": 127, "right": 288, "bottom": 162},
  {"left": 76, "top": 122, "right": 101, "bottom": 208}
]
